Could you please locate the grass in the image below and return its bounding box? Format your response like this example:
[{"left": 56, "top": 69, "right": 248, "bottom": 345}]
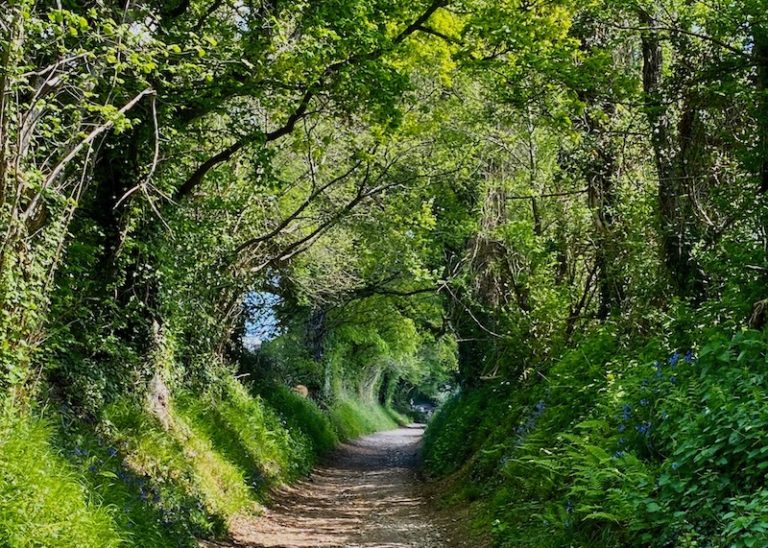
[
  {"left": 384, "top": 406, "right": 413, "bottom": 427},
  {"left": 55, "top": 415, "right": 202, "bottom": 547},
  {"left": 0, "top": 376, "right": 409, "bottom": 546},
  {"left": 176, "top": 379, "right": 318, "bottom": 491},
  {"left": 329, "top": 395, "right": 401, "bottom": 441},
  {"left": 256, "top": 384, "right": 339, "bottom": 457},
  {"left": 102, "top": 398, "right": 249, "bottom": 539},
  {"left": 0, "top": 405, "right": 122, "bottom": 548}
]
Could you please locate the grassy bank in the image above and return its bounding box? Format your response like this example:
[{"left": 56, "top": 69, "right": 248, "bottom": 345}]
[
  {"left": 329, "top": 394, "right": 408, "bottom": 441},
  {"left": 424, "top": 324, "right": 768, "bottom": 547},
  {"left": 0, "top": 377, "right": 401, "bottom": 546},
  {"left": 0, "top": 405, "right": 122, "bottom": 548}
]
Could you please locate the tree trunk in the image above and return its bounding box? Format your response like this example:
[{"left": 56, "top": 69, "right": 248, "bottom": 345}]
[
  {"left": 639, "top": 11, "right": 703, "bottom": 298},
  {"left": 584, "top": 104, "right": 622, "bottom": 320},
  {"left": 754, "top": 28, "right": 768, "bottom": 196}
]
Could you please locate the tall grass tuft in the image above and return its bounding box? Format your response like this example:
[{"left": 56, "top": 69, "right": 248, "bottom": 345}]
[
  {"left": 0, "top": 407, "right": 122, "bottom": 548},
  {"left": 256, "top": 384, "right": 339, "bottom": 457}
]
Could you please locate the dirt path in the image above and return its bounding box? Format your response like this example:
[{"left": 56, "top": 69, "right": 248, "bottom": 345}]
[{"left": 209, "top": 425, "right": 470, "bottom": 548}]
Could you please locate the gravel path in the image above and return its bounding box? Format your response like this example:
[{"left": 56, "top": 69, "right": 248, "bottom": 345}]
[{"left": 207, "top": 425, "right": 471, "bottom": 548}]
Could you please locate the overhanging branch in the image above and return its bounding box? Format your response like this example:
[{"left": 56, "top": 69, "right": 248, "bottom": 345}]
[{"left": 173, "top": 0, "right": 448, "bottom": 202}]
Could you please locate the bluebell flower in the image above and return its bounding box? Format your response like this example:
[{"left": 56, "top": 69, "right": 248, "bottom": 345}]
[
  {"left": 613, "top": 450, "right": 626, "bottom": 459},
  {"left": 636, "top": 421, "right": 652, "bottom": 435},
  {"left": 668, "top": 352, "right": 680, "bottom": 366},
  {"left": 565, "top": 499, "right": 574, "bottom": 514},
  {"left": 671, "top": 462, "right": 680, "bottom": 470},
  {"left": 534, "top": 401, "right": 546, "bottom": 414},
  {"left": 73, "top": 447, "right": 89, "bottom": 457},
  {"left": 640, "top": 399, "right": 649, "bottom": 406},
  {"left": 622, "top": 404, "right": 632, "bottom": 420},
  {"left": 108, "top": 447, "right": 118, "bottom": 457},
  {"left": 684, "top": 350, "right": 694, "bottom": 363},
  {"left": 660, "top": 410, "right": 669, "bottom": 420},
  {"left": 618, "top": 424, "right": 626, "bottom": 433},
  {"left": 619, "top": 437, "right": 627, "bottom": 445},
  {"left": 669, "top": 375, "right": 677, "bottom": 384}
]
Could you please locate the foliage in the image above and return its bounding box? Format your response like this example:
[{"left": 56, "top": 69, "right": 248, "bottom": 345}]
[
  {"left": 425, "top": 316, "right": 768, "bottom": 546},
  {"left": 256, "top": 384, "right": 339, "bottom": 457},
  {"left": 102, "top": 398, "right": 248, "bottom": 538},
  {"left": 54, "top": 414, "right": 198, "bottom": 546}
]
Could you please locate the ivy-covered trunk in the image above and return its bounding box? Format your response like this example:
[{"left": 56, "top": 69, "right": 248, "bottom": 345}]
[{"left": 639, "top": 12, "right": 704, "bottom": 299}]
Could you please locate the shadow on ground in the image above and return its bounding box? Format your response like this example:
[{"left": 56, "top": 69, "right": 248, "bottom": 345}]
[{"left": 201, "top": 426, "right": 475, "bottom": 548}]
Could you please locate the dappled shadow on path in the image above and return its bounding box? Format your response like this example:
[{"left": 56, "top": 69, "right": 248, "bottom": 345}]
[{"left": 202, "top": 426, "right": 471, "bottom": 548}]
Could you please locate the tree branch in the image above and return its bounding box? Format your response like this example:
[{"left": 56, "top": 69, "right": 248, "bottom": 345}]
[
  {"left": 23, "top": 89, "right": 155, "bottom": 221},
  {"left": 234, "top": 157, "right": 364, "bottom": 254},
  {"left": 173, "top": 0, "right": 448, "bottom": 201},
  {"left": 603, "top": 21, "right": 756, "bottom": 61},
  {"left": 415, "top": 25, "right": 462, "bottom": 45}
]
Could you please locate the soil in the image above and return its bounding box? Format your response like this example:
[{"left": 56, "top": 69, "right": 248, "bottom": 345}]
[{"left": 202, "top": 425, "right": 476, "bottom": 548}]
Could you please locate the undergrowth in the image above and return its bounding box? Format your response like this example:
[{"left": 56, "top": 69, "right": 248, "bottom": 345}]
[
  {"left": 256, "top": 384, "right": 339, "bottom": 456},
  {"left": 424, "top": 320, "right": 768, "bottom": 547},
  {"left": 0, "top": 405, "right": 122, "bottom": 548}
]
